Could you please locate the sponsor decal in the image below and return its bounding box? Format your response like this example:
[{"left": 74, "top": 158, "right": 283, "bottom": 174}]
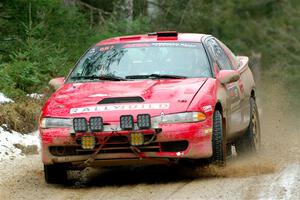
[
  {"left": 89, "top": 48, "right": 96, "bottom": 54},
  {"left": 73, "top": 83, "right": 83, "bottom": 87},
  {"left": 122, "top": 43, "right": 151, "bottom": 48},
  {"left": 89, "top": 94, "right": 108, "bottom": 97},
  {"left": 202, "top": 105, "right": 213, "bottom": 113},
  {"left": 228, "top": 85, "right": 240, "bottom": 102},
  {"left": 99, "top": 45, "right": 114, "bottom": 52},
  {"left": 70, "top": 103, "right": 170, "bottom": 114},
  {"left": 177, "top": 99, "right": 188, "bottom": 103},
  {"left": 238, "top": 80, "right": 245, "bottom": 93},
  {"left": 55, "top": 104, "right": 65, "bottom": 108},
  {"left": 227, "top": 85, "right": 241, "bottom": 110},
  {"left": 151, "top": 42, "right": 198, "bottom": 48},
  {"left": 204, "top": 128, "right": 213, "bottom": 135}
]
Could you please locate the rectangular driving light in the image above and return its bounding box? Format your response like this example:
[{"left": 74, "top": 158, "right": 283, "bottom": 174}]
[
  {"left": 73, "top": 118, "right": 88, "bottom": 132},
  {"left": 120, "top": 115, "right": 134, "bottom": 130},
  {"left": 81, "top": 135, "right": 96, "bottom": 150},
  {"left": 130, "top": 132, "right": 144, "bottom": 146},
  {"left": 137, "top": 114, "right": 151, "bottom": 129},
  {"left": 89, "top": 117, "right": 103, "bottom": 132}
]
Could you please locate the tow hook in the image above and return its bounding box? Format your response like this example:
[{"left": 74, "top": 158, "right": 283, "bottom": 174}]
[
  {"left": 130, "top": 146, "right": 143, "bottom": 159},
  {"left": 81, "top": 132, "right": 115, "bottom": 167}
]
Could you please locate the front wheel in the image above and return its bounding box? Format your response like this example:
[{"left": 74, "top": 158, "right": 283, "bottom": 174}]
[
  {"left": 211, "top": 110, "right": 227, "bottom": 165},
  {"left": 235, "top": 98, "right": 261, "bottom": 155}
]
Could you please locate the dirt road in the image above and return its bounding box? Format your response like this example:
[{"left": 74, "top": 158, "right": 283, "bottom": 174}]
[{"left": 1, "top": 77, "right": 299, "bottom": 200}]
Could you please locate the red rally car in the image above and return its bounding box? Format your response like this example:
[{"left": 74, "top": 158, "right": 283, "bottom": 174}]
[{"left": 40, "top": 31, "right": 261, "bottom": 183}]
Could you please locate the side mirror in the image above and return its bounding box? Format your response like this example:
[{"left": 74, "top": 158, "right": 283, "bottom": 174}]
[
  {"left": 217, "top": 70, "right": 240, "bottom": 84},
  {"left": 49, "top": 77, "right": 65, "bottom": 90}
]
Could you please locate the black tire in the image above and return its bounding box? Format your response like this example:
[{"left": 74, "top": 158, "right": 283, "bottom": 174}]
[
  {"left": 44, "top": 164, "right": 68, "bottom": 184},
  {"left": 211, "top": 110, "right": 227, "bottom": 165},
  {"left": 235, "top": 98, "right": 261, "bottom": 155}
]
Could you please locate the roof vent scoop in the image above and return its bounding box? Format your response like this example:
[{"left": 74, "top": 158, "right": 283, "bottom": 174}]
[
  {"left": 97, "top": 96, "right": 144, "bottom": 104},
  {"left": 148, "top": 31, "right": 178, "bottom": 40}
]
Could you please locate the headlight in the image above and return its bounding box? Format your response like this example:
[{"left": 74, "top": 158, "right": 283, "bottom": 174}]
[
  {"left": 40, "top": 117, "right": 72, "bottom": 129},
  {"left": 152, "top": 112, "right": 206, "bottom": 124}
]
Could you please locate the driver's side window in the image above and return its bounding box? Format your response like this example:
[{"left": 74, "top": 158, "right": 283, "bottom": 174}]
[{"left": 206, "top": 38, "right": 232, "bottom": 70}]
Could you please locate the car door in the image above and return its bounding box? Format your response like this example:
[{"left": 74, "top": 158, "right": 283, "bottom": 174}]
[
  {"left": 216, "top": 39, "right": 251, "bottom": 133},
  {"left": 205, "top": 38, "right": 246, "bottom": 137}
]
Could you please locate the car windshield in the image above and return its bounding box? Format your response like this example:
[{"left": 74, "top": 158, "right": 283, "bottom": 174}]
[{"left": 67, "top": 42, "right": 211, "bottom": 82}]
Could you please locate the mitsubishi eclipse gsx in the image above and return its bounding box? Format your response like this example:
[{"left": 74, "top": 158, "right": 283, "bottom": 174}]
[{"left": 39, "top": 31, "right": 261, "bottom": 183}]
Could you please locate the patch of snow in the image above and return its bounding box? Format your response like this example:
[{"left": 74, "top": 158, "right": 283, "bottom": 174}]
[
  {"left": 26, "top": 93, "right": 44, "bottom": 100},
  {"left": 0, "top": 125, "right": 40, "bottom": 161},
  {"left": 258, "top": 164, "right": 300, "bottom": 200},
  {"left": 0, "top": 93, "right": 14, "bottom": 104}
]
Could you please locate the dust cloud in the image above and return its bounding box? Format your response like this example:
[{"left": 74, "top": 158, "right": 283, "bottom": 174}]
[{"left": 196, "top": 68, "right": 300, "bottom": 179}]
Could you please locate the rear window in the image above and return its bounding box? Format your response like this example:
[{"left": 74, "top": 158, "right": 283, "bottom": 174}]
[{"left": 68, "top": 42, "right": 211, "bottom": 82}]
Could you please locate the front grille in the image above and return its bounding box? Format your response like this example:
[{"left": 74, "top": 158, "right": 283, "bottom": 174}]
[
  {"left": 49, "top": 143, "right": 160, "bottom": 156},
  {"left": 49, "top": 135, "right": 188, "bottom": 156}
]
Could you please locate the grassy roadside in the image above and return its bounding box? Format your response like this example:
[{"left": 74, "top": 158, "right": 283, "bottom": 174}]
[{"left": 0, "top": 99, "right": 43, "bottom": 133}]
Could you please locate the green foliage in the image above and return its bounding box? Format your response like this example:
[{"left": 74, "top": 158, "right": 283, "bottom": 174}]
[
  {"left": 0, "top": 0, "right": 91, "bottom": 98},
  {"left": 0, "top": 0, "right": 299, "bottom": 132},
  {"left": 0, "top": 0, "right": 299, "bottom": 103}
]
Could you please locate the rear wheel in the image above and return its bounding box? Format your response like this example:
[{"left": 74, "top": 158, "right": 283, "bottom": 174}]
[
  {"left": 211, "top": 110, "right": 227, "bottom": 165},
  {"left": 235, "top": 98, "right": 261, "bottom": 155},
  {"left": 44, "top": 164, "right": 67, "bottom": 184}
]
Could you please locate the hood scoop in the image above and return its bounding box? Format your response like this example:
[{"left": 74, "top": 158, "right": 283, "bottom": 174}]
[{"left": 97, "top": 96, "right": 144, "bottom": 104}]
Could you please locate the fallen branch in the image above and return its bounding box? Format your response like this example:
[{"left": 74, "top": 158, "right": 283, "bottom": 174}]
[
  {"left": 75, "top": 0, "right": 110, "bottom": 15},
  {"left": 74, "top": 0, "right": 111, "bottom": 27}
]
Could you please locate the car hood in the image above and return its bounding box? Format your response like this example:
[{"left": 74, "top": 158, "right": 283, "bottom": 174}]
[{"left": 43, "top": 78, "right": 207, "bottom": 121}]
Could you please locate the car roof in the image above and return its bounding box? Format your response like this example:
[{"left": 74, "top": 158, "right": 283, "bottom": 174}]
[{"left": 96, "top": 32, "right": 208, "bottom": 46}]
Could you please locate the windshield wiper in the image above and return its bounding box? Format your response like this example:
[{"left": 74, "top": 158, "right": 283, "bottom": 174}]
[
  {"left": 98, "top": 74, "right": 127, "bottom": 81},
  {"left": 126, "top": 74, "right": 187, "bottom": 79},
  {"left": 70, "top": 74, "right": 127, "bottom": 81}
]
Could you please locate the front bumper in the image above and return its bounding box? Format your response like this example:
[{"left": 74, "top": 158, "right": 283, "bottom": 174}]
[{"left": 40, "top": 121, "right": 213, "bottom": 166}]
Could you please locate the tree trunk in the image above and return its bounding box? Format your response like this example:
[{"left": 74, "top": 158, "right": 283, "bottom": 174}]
[
  {"left": 147, "top": 0, "right": 158, "bottom": 19},
  {"left": 63, "top": 0, "right": 76, "bottom": 6},
  {"left": 121, "top": 0, "right": 133, "bottom": 21}
]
